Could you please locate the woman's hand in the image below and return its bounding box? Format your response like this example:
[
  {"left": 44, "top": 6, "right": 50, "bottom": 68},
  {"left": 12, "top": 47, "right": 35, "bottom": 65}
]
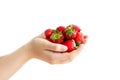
[
  {"left": 27, "top": 33, "right": 84, "bottom": 64},
  {"left": 0, "top": 33, "right": 84, "bottom": 80}
]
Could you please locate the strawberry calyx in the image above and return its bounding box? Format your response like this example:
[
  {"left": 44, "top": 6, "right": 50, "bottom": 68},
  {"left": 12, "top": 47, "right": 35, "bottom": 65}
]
[
  {"left": 66, "top": 29, "right": 74, "bottom": 36},
  {"left": 65, "top": 25, "right": 75, "bottom": 36},
  {"left": 74, "top": 46, "right": 79, "bottom": 49},
  {"left": 50, "top": 30, "right": 64, "bottom": 43},
  {"left": 63, "top": 24, "right": 78, "bottom": 39},
  {"left": 50, "top": 32, "right": 62, "bottom": 40},
  {"left": 76, "top": 41, "right": 82, "bottom": 46}
]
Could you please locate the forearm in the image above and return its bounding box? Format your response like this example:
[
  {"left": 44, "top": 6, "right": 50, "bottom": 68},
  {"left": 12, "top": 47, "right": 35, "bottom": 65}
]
[{"left": 0, "top": 43, "right": 32, "bottom": 80}]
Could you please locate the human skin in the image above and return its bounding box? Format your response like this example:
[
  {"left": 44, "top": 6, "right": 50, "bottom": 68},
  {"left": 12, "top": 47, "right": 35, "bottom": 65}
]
[{"left": 0, "top": 33, "right": 84, "bottom": 80}]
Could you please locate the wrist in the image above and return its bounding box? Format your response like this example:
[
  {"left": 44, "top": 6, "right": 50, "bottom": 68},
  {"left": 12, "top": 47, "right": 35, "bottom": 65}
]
[{"left": 18, "top": 42, "right": 34, "bottom": 60}]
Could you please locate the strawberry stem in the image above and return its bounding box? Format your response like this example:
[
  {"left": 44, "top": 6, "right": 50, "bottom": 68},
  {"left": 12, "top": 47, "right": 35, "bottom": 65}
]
[
  {"left": 76, "top": 42, "right": 82, "bottom": 46},
  {"left": 50, "top": 33, "right": 62, "bottom": 40}
]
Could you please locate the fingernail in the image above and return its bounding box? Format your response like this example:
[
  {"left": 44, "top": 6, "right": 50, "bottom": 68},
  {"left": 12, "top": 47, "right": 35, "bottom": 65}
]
[{"left": 61, "top": 46, "right": 68, "bottom": 51}]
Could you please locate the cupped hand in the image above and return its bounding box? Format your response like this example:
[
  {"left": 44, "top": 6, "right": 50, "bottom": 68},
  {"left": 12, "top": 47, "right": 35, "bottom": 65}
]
[{"left": 28, "top": 33, "right": 84, "bottom": 64}]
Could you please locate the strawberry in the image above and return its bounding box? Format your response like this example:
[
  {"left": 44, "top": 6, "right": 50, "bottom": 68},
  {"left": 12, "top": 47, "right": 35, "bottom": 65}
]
[
  {"left": 63, "top": 39, "right": 76, "bottom": 52},
  {"left": 73, "top": 25, "right": 81, "bottom": 32},
  {"left": 44, "top": 24, "right": 87, "bottom": 51},
  {"left": 46, "top": 37, "right": 52, "bottom": 42},
  {"left": 45, "top": 29, "right": 53, "bottom": 38},
  {"left": 63, "top": 24, "right": 78, "bottom": 39},
  {"left": 75, "top": 32, "right": 83, "bottom": 46},
  {"left": 76, "top": 31, "right": 83, "bottom": 37},
  {"left": 83, "top": 35, "right": 88, "bottom": 39},
  {"left": 82, "top": 35, "right": 88, "bottom": 44},
  {"left": 50, "top": 30, "right": 64, "bottom": 44},
  {"left": 56, "top": 26, "right": 65, "bottom": 32},
  {"left": 82, "top": 39, "right": 86, "bottom": 44}
]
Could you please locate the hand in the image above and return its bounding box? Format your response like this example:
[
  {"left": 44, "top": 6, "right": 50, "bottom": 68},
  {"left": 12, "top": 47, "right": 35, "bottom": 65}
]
[
  {"left": 27, "top": 33, "right": 84, "bottom": 64},
  {"left": 0, "top": 33, "right": 84, "bottom": 80}
]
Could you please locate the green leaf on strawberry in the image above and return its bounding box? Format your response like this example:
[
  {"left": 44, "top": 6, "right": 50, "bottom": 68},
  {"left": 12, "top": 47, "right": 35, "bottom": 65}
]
[
  {"left": 64, "top": 24, "right": 78, "bottom": 39},
  {"left": 50, "top": 30, "right": 64, "bottom": 43}
]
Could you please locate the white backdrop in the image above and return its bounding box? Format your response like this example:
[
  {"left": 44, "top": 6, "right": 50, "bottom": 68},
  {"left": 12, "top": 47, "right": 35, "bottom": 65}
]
[{"left": 0, "top": 0, "right": 120, "bottom": 80}]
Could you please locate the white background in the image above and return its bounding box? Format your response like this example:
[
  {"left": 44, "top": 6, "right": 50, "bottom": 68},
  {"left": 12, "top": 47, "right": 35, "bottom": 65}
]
[{"left": 0, "top": 0, "right": 120, "bottom": 80}]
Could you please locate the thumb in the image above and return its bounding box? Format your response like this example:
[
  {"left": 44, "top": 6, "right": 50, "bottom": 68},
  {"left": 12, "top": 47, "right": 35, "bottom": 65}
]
[{"left": 37, "top": 38, "right": 68, "bottom": 52}]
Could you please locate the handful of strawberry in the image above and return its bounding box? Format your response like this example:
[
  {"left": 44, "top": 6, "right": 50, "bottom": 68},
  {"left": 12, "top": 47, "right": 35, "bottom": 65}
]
[{"left": 45, "top": 24, "right": 88, "bottom": 52}]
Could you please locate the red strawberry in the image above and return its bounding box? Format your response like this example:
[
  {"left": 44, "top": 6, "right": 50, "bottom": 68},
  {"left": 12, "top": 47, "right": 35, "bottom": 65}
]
[
  {"left": 57, "top": 26, "right": 65, "bottom": 32},
  {"left": 73, "top": 25, "right": 81, "bottom": 32},
  {"left": 83, "top": 35, "right": 88, "bottom": 39},
  {"left": 46, "top": 37, "right": 52, "bottom": 42},
  {"left": 75, "top": 32, "right": 84, "bottom": 46},
  {"left": 50, "top": 30, "right": 64, "bottom": 44},
  {"left": 82, "top": 39, "right": 86, "bottom": 44},
  {"left": 63, "top": 24, "right": 78, "bottom": 39},
  {"left": 45, "top": 29, "right": 53, "bottom": 38},
  {"left": 63, "top": 39, "right": 76, "bottom": 52},
  {"left": 76, "top": 32, "right": 83, "bottom": 37}
]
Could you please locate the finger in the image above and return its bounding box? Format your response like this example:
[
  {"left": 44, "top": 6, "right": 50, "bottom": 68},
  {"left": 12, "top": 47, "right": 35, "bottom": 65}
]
[
  {"left": 43, "top": 50, "right": 71, "bottom": 64},
  {"left": 47, "top": 44, "right": 84, "bottom": 62},
  {"left": 44, "top": 44, "right": 84, "bottom": 64},
  {"left": 36, "top": 38, "right": 68, "bottom": 52},
  {"left": 62, "top": 44, "right": 84, "bottom": 61}
]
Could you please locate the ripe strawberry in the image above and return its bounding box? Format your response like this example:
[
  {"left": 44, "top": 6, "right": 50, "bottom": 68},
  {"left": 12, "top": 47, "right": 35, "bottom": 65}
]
[
  {"left": 76, "top": 32, "right": 83, "bottom": 37},
  {"left": 73, "top": 25, "right": 81, "bottom": 32},
  {"left": 63, "top": 39, "right": 76, "bottom": 52},
  {"left": 46, "top": 37, "right": 52, "bottom": 42},
  {"left": 82, "top": 35, "right": 88, "bottom": 44},
  {"left": 75, "top": 32, "right": 83, "bottom": 46},
  {"left": 82, "top": 39, "right": 86, "bottom": 44},
  {"left": 56, "top": 26, "right": 65, "bottom": 32},
  {"left": 45, "top": 29, "right": 53, "bottom": 38},
  {"left": 50, "top": 30, "right": 64, "bottom": 44},
  {"left": 63, "top": 24, "right": 78, "bottom": 39},
  {"left": 83, "top": 35, "right": 88, "bottom": 39}
]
